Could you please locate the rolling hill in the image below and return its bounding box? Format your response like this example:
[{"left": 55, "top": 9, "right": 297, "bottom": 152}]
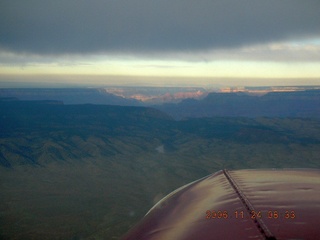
[{"left": 0, "top": 98, "right": 320, "bottom": 239}]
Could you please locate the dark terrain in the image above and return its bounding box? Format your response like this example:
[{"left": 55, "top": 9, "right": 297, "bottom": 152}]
[
  {"left": 0, "top": 88, "right": 141, "bottom": 106},
  {"left": 0, "top": 94, "right": 320, "bottom": 239},
  {"left": 156, "top": 90, "right": 320, "bottom": 119},
  {"left": 2, "top": 88, "right": 320, "bottom": 120}
]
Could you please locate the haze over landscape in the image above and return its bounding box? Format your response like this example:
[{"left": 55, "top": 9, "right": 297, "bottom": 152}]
[{"left": 0, "top": 1, "right": 320, "bottom": 240}]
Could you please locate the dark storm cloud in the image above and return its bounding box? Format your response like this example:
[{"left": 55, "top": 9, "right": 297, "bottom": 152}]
[{"left": 1, "top": 0, "right": 320, "bottom": 55}]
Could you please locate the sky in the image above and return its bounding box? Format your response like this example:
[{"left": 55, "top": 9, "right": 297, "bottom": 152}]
[{"left": 0, "top": 0, "right": 320, "bottom": 87}]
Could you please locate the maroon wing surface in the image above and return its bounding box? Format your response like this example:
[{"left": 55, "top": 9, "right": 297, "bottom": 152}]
[{"left": 122, "top": 169, "right": 320, "bottom": 240}]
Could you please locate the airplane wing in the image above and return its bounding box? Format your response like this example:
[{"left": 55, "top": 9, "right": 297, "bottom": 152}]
[{"left": 122, "top": 169, "right": 320, "bottom": 240}]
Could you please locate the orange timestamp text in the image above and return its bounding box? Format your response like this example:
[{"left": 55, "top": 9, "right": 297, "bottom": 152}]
[{"left": 206, "top": 210, "right": 296, "bottom": 220}]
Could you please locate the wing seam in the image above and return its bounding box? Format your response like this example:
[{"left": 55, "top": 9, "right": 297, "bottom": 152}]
[{"left": 223, "top": 169, "right": 276, "bottom": 240}]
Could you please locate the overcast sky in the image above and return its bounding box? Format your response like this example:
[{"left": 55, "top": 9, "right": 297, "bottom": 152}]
[{"left": 1, "top": 0, "right": 320, "bottom": 87}]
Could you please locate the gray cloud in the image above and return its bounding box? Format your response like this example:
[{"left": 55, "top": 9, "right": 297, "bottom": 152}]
[{"left": 1, "top": 0, "right": 320, "bottom": 55}]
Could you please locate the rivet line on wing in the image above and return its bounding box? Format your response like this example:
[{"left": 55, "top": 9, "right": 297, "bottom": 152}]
[{"left": 223, "top": 169, "right": 276, "bottom": 240}]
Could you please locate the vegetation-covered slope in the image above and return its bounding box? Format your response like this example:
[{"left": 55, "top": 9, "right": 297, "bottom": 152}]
[{"left": 0, "top": 99, "right": 320, "bottom": 239}]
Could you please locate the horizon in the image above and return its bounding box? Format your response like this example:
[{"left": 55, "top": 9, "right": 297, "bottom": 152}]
[{"left": 1, "top": 76, "right": 320, "bottom": 89}]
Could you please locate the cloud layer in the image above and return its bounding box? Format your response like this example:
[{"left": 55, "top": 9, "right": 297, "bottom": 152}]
[{"left": 1, "top": 0, "right": 320, "bottom": 55}]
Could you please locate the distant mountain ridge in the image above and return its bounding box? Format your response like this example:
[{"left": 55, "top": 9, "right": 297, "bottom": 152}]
[
  {"left": 1, "top": 88, "right": 320, "bottom": 120},
  {"left": 155, "top": 90, "right": 320, "bottom": 119},
  {"left": 0, "top": 88, "right": 141, "bottom": 106}
]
